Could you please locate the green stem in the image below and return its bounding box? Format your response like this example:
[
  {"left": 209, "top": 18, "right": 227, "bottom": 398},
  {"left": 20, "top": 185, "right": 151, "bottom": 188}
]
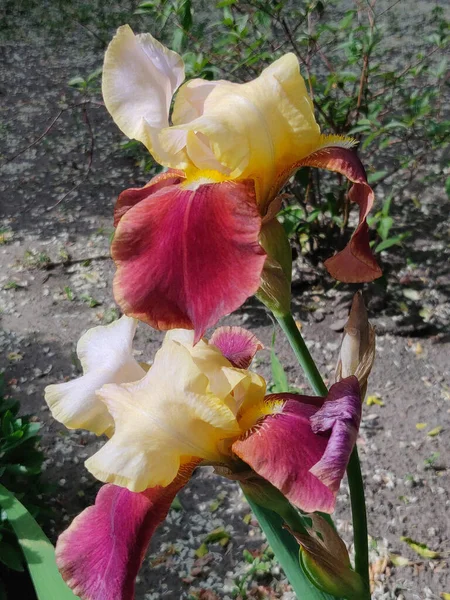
[
  {"left": 276, "top": 313, "right": 327, "bottom": 396},
  {"left": 275, "top": 312, "right": 371, "bottom": 597},
  {"left": 347, "top": 447, "right": 370, "bottom": 586}
]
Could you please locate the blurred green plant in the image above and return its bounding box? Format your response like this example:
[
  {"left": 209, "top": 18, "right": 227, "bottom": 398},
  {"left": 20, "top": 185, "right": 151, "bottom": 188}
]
[{"left": 0, "top": 374, "right": 74, "bottom": 599}]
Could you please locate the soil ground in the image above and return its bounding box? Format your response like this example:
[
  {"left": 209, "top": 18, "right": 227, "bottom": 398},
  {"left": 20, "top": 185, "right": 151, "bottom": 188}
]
[{"left": 0, "top": 1, "right": 449, "bottom": 599}]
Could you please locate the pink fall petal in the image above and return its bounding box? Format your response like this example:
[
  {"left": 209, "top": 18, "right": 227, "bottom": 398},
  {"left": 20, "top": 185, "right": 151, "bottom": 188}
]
[
  {"left": 112, "top": 179, "right": 266, "bottom": 341},
  {"left": 309, "top": 376, "right": 361, "bottom": 492},
  {"left": 233, "top": 394, "right": 336, "bottom": 514},
  {"left": 56, "top": 461, "right": 199, "bottom": 600},
  {"left": 209, "top": 326, "right": 263, "bottom": 369},
  {"left": 113, "top": 169, "right": 185, "bottom": 227},
  {"left": 295, "top": 147, "right": 382, "bottom": 283}
]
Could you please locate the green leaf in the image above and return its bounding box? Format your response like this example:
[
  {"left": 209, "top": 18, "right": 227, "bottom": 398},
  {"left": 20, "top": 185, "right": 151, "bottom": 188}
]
[
  {"left": 445, "top": 176, "right": 450, "bottom": 199},
  {"left": 0, "top": 541, "right": 24, "bottom": 571},
  {"left": 270, "top": 332, "right": 289, "bottom": 392},
  {"left": 0, "top": 485, "right": 79, "bottom": 599},
  {"left": 244, "top": 495, "right": 337, "bottom": 600},
  {"left": 375, "top": 235, "right": 406, "bottom": 253},
  {"left": 367, "top": 170, "right": 387, "bottom": 184}
]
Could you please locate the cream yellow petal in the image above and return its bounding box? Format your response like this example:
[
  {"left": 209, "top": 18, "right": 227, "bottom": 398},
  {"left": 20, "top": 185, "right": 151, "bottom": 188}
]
[
  {"left": 102, "top": 25, "right": 185, "bottom": 151},
  {"left": 86, "top": 342, "right": 241, "bottom": 491},
  {"left": 44, "top": 316, "right": 145, "bottom": 435},
  {"left": 178, "top": 54, "right": 322, "bottom": 206}
]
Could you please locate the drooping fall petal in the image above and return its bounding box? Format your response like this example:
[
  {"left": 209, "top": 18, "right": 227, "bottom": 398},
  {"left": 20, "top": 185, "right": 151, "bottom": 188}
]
[
  {"left": 209, "top": 326, "right": 263, "bottom": 369},
  {"left": 114, "top": 169, "right": 185, "bottom": 227},
  {"left": 309, "top": 377, "right": 362, "bottom": 492},
  {"left": 56, "top": 461, "right": 198, "bottom": 600},
  {"left": 233, "top": 394, "right": 335, "bottom": 513},
  {"left": 233, "top": 378, "right": 362, "bottom": 513},
  {"left": 85, "top": 337, "right": 241, "bottom": 492},
  {"left": 44, "top": 316, "right": 145, "bottom": 436},
  {"left": 112, "top": 179, "right": 266, "bottom": 340},
  {"left": 292, "top": 145, "right": 382, "bottom": 283}
]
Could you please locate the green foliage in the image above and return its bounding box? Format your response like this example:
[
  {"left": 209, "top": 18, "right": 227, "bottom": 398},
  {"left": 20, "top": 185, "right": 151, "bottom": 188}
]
[
  {"left": 0, "top": 375, "right": 55, "bottom": 598},
  {"left": 0, "top": 485, "right": 79, "bottom": 599}
]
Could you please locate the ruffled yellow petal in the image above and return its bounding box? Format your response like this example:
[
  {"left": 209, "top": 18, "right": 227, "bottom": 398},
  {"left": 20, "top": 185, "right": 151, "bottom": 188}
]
[
  {"left": 102, "top": 25, "right": 185, "bottom": 155},
  {"left": 86, "top": 340, "right": 241, "bottom": 492},
  {"left": 44, "top": 316, "right": 145, "bottom": 436}
]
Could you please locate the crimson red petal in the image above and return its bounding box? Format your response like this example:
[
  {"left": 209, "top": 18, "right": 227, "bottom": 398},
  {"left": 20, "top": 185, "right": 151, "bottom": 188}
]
[
  {"left": 112, "top": 180, "right": 266, "bottom": 341},
  {"left": 295, "top": 147, "right": 382, "bottom": 283},
  {"left": 114, "top": 169, "right": 185, "bottom": 227},
  {"left": 56, "top": 461, "right": 198, "bottom": 600}
]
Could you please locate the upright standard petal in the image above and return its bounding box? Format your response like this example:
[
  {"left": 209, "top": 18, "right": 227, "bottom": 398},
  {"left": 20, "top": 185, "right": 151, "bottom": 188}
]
[
  {"left": 209, "top": 326, "right": 263, "bottom": 369},
  {"left": 44, "top": 316, "right": 145, "bottom": 436},
  {"left": 168, "top": 54, "right": 322, "bottom": 207},
  {"left": 102, "top": 25, "right": 185, "bottom": 153},
  {"left": 112, "top": 179, "right": 266, "bottom": 340},
  {"left": 56, "top": 461, "right": 198, "bottom": 600},
  {"left": 86, "top": 340, "right": 241, "bottom": 492},
  {"left": 292, "top": 145, "right": 382, "bottom": 282}
]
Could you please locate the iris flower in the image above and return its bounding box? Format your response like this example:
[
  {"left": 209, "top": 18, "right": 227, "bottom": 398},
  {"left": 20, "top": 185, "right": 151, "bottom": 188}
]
[
  {"left": 45, "top": 316, "right": 361, "bottom": 600},
  {"left": 104, "top": 26, "right": 381, "bottom": 340}
]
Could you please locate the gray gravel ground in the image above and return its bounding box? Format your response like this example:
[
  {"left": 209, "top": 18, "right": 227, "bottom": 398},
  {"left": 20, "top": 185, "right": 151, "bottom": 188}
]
[{"left": 1, "top": 1, "right": 449, "bottom": 599}]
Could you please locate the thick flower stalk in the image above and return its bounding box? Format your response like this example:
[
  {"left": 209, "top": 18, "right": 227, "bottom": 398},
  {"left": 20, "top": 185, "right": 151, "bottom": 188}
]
[
  {"left": 45, "top": 317, "right": 362, "bottom": 600},
  {"left": 104, "top": 25, "right": 381, "bottom": 339}
]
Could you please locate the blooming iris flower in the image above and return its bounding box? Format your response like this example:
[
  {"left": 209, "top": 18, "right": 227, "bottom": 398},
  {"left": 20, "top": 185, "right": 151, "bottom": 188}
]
[
  {"left": 45, "top": 316, "right": 361, "bottom": 600},
  {"left": 104, "top": 26, "right": 381, "bottom": 340}
]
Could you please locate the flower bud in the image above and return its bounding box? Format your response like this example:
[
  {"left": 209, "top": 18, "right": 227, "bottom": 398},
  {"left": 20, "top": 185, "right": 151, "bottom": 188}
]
[
  {"left": 335, "top": 291, "right": 375, "bottom": 398},
  {"left": 286, "top": 514, "right": 368, "bottom": 599},
  {"left": 256, "top": 217, "right": 292, "bottom": 316}
]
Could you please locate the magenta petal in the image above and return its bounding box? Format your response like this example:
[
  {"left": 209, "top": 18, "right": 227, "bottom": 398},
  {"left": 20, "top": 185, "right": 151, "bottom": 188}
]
[
  {"left": 114, "top": 169, "right": 185, "bottom": 227},
  {"left": 309, "top": 377, "right": 361, "bottom": 493},
  {"left": 112, "top": 180, "right": 266, "bottom": 341},
  {"left": 209, "top": 326, "right": 263, "bottom": 368},
  {"left": 233, "top": 394, "right": 336, "bottom": 513},
  {"left": 56, "top": 462, "right": 198, "bottom": 600}
]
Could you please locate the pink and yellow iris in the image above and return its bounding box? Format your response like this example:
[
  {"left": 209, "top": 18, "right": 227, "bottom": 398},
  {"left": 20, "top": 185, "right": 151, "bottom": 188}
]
[
  {"left": 104, "top": 25, "right": 381, "bottom": 340},
  {"left": 45, "top": 317, "right": 361, "bottom": 600}
]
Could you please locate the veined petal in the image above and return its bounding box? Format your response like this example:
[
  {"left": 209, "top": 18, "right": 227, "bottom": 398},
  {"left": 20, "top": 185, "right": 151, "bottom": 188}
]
[
  {"left": 44, "top": 316, "right": 145, "bottom": 436},
  {"left": 56, "top": 461, "right": 198, "bottom": 600},
  {"left": 309, "top": 377, "right": 361, "bottom": 492},
  {"left": 114, "top": 169, "right": 185, "bottom": 227},
  {"left": 172, "top": 54, "right": 322, "bottom": 207},
  {"left": 290, "top": 145, "right": 382, "bottom": 283},
  {"left": 112, "top": 179, "right": 266, "bottom": 340},
  {"left": 86, "top": 341, "right": 241, "bottom": 492},
  {"left": 209, "top": 326, "right": 263, "bottom": 369},
  {"left": 102, "top": 25, "right": 185, "bottom": 152},
  {"left": 233, "top": 379, "right": 361, "bottom": 513},
  {"left": 233, "top": 394, "right": 335, "bottom": 513}
]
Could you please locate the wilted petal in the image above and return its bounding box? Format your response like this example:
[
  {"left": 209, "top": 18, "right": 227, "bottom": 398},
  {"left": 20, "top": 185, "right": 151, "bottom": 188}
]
[
  {"left": 112, "top": 179, "right": 266, "bottom": 340},
  {"left": 56, "top": 461, "right": 198, "bottom": 600},
  {"left": 309, "top": 377, "right": 361, "bottom": 492},
  {"left": 336, "top": 291, "right": 375, "bottom": 398},
  {"left": 44, "top": 316, "right": 145, "bottom": 436},
  {"left": 86, "top": 339, "right": 241, "bottom": 492},
  {"left": 114, "top": 169, "right": 185, "bottom": 227},
  {"left": 102, "top": 25, "right": 185, "bottom": 154},
  {"left": 289, "top": 145, "right": 382, "bottom": 282},
  {"left": 233, "top": 394, "right": 336, "bottom": 513},
  {"left": 209, "top": 326, "right": 263, "bottom": 369}
]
